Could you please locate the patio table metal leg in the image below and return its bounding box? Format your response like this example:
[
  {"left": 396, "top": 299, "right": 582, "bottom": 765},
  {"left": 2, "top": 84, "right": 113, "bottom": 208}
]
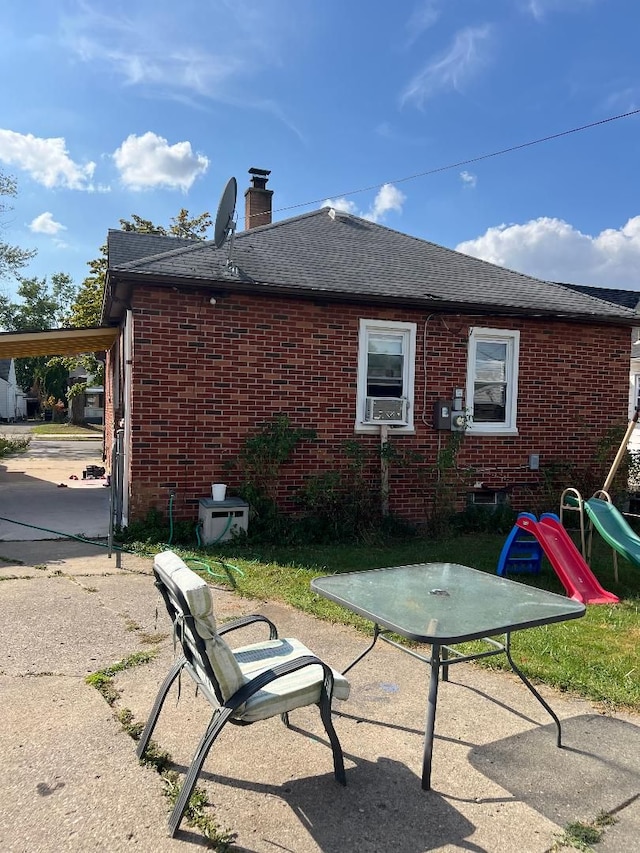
[
  {"left": 504, "top": 634, "right": 562, "bottom": 747},
  {"left": 342, "top": 623, "right": 382, "bottom": 675},
  {"left": 441, "top": 645, "right": 449, "bottom": 682},
  {"left": 421, "top": 642, "right": 441, "bottom": 790}
]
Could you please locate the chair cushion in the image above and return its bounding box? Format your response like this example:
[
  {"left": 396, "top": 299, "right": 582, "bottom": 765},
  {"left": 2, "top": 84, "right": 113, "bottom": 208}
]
[
  {"left": 154, "top": 551, "right": 245, "bottom": 700},
  {"left": 232, "top": 636, "right": 350, "bottom": 723},
  {"left": 153, "top": 551, "right": 350, "bottom": 721}
]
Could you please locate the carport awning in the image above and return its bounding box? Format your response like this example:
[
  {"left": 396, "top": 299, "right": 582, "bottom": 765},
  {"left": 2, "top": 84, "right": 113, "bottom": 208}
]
[{"left": 0, "top": 327, "right": 118, "bottom": 358}]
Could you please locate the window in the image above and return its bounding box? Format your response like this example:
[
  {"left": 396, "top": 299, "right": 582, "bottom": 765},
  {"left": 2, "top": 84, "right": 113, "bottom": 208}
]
[
  {"left": 356, "top": 319, "right": 416, "bottom": 431},
  {"left": 466, "top": 327, "right": 519, "bottom": 434}
]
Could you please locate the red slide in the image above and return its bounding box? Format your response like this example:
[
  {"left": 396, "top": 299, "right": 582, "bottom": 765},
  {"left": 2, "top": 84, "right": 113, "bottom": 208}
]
[{"left": 515, "top": 514, "right": 619, "bottom": 605}]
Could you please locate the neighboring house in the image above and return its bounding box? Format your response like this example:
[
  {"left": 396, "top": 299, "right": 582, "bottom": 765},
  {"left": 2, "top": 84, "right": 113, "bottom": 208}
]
[
  {"left": 0, "top": 358, "right": 27, "bottom": 422},
  {"left": 68, "top": 365, "right": 104, "bottom": 424},
  {"left": 101, "top": 171, "right": 638, "bottom": 527}
]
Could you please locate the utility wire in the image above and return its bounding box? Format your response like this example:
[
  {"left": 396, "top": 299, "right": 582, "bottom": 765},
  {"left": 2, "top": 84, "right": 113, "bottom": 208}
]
[{"left": 270, "top": 107, "right": 640, "bottom": 215}]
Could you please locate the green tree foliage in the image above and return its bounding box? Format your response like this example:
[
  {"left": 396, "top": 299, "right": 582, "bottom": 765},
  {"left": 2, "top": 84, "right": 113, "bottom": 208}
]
[
  {"left": 118, "top": 208, "right": 212, "bottom": 240},
  {"left": 0, "top": 273, "right": 78, "bottom": 399},
  {"left": 69, "top": 253, "right": 105, "bottom": 328},
  {"left": 61, "top": 208, "right": 213, "bottom": 420},
  {"left": 70, "top": 208, "right": 212, "bottom": 329},
  {"left": 0, "top": 272, "right": 76, "bottom": 331},
  {"left": 168, "top": 208, "right": 213, "bottom": 239},
  {"left": 0, "top": 172, "right": 36, "bottom": 286}
]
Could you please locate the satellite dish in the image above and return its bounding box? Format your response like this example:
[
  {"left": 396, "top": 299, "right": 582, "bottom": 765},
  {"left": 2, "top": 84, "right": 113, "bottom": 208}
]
[{"left": 214, "top": 177, "right": 237, "bottom": 249}]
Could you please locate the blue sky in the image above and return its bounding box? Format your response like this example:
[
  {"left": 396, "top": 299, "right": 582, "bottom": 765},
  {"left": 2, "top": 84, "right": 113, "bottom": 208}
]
[{"left": 1, "top": 0, "right": 639, "bottom": 303}]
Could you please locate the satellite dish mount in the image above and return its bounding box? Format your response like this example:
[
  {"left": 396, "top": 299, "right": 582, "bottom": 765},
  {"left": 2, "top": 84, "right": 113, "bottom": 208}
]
[{"left": 214, "top": 176, "right": 238, "bottom": 271}]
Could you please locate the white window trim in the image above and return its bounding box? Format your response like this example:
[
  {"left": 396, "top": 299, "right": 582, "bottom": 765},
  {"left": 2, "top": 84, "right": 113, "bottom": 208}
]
[
  {"left": 465, "top": 327, "right": 519, "bottom": 436},
  {"left": 355, "top": 319, "right": 416, "bottom": 434}
]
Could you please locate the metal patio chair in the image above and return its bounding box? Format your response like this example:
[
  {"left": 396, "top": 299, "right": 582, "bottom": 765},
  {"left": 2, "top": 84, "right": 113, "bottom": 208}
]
[{"left": 136, "top": 550, "right": 350, "bottom": 836}]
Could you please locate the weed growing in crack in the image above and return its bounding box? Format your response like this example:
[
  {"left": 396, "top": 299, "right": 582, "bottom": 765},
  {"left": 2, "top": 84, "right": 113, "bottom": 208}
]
[
  {"left": 85, "top": 651, "right": 156, "bottom": 705},
  {"left": 87, "top": 653, "right": 236, "bottom": 849},
  {"left": 553, "top": 812, "right": 617, "bottom": 851},
  {"left": 138, "top": 631, "right": 169, "bottom": 645},
  {"left": 163, "top": 770, "right": 236, "bottom": 850}
]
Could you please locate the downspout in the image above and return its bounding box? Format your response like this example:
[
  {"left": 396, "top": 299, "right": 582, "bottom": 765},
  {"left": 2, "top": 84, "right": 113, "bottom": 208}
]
[{"left": 122, "top": 308, "right": 133, "bottom": 526}]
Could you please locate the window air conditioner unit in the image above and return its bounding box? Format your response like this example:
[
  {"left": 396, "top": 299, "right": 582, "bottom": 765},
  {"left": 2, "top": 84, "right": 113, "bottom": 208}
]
[{"left": 364, "top": 397, "right": 408, "bottom": 425}]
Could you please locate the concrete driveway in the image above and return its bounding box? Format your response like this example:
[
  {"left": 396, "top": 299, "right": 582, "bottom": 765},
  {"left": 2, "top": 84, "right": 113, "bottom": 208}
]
[{"left": 0, "top": 436, "right": 110, "bottom": 541}]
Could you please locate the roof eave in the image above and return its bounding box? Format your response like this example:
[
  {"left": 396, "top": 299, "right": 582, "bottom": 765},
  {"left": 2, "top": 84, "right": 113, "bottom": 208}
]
[{"left": 104, "top": 269, "right": 637, "bottom": 326}]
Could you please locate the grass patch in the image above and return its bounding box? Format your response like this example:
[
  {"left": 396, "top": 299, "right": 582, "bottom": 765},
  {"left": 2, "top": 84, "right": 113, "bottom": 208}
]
[
  {"left": 114, "top": 527, "right": 640, "bottom": 710},
  {"left": 553, "top": 812, "right": 616, "bottom": 851},
  {"left": 139, "top": 631, "right": 169, "bottom": 645},
  {"left": 85, "top": 651, "right": 156, "bottom": 705},
  {"left": 31, "top": 422, "right": 103, "bottom": 437},
  {"left": 184, "top": 530, "right": 640, "bottom": 712}
]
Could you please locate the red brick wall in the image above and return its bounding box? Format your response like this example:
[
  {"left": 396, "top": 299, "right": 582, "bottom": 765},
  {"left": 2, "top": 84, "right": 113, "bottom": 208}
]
[{"left": 121, "top": 284, "right": 630, "bottom": 524}]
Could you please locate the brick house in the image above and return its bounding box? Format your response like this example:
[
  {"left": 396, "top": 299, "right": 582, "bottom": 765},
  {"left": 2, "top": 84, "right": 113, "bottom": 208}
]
[{"left": 101, "top": 171, "right": 637, "bottom": 528}]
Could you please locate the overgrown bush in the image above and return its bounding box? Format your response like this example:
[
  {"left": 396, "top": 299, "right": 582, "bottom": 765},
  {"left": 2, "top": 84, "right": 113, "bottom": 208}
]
[
  {"left": 116, "top": 506, "right": 199, "bottom": 547},
  {"left": 0, "top": 435, "right": 30, "bottom": 458}
]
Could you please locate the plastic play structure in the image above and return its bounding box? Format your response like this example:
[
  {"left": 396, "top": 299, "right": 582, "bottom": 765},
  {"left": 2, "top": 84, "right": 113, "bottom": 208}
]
[
  {"left": 557, "top": 404, "right": 640, "bottom": 583},
  {"left": 497, "top": 520, "right": 542, "bottom": 576},
  {"left": 499, "top": 512, "right": 619, "bottom": 605},
  {"left": 560, "top": 488, "right": 640, "bottom": 583}
]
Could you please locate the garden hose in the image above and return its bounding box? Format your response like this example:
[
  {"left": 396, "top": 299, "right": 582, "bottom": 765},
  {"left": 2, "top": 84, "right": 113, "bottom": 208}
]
[
  {"left": 167, "top": 493, "right": 244, "bottom": 587},
  {"left": 0, "top": 492, "right": 244, "bottom": 589}
]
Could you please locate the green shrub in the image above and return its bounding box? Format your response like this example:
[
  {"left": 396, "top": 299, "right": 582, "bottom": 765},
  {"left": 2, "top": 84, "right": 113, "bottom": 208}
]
[{"left": 0, "top": 436, "right": 30, "bottom": 458}]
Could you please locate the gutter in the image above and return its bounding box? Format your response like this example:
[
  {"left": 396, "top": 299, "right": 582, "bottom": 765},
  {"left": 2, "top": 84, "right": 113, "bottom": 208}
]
[{"left": 103, "top": 270, "right": 638, "bottom": 328}]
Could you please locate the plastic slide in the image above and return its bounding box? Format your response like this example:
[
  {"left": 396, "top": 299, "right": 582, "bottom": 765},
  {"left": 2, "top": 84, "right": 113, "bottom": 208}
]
[
  {"left": 515, "top": 513, "right": 619, "bottom": 605},
  {"left": 584, "top": 498, "right": 640, "bottom": 569}
]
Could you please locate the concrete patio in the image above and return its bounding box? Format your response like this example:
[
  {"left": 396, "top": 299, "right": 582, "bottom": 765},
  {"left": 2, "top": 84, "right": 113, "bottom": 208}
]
[{"left": 0, "top": 540, "right": 638, "bottom": 852}]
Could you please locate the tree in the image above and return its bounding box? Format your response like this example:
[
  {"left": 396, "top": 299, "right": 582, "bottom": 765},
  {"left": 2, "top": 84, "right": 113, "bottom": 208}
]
[
  {"left": 0, "top": 172, "right": 36, "bottom": 286},
  {"left": 118, "top": 208, "right": 212, "bottom": 240},
  {"left": 68, "top": 252, "right": 105, "bottom": 328},
  {"left": 70, "top": 208, "right": 212, "bottom": 330},
  {"left": 61, "top": 208, "right": 213, "bottom": 423},
  {"left": 168, "top": 208, "right": 213, "bottom": 239},
  {"left": 0, "top": 273, "right": 78, "bottom": 400}
]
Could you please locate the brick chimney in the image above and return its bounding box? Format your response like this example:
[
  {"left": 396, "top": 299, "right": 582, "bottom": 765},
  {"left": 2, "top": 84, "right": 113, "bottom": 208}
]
[{"left": 244, "top": 167, "right": 273, "bottom": 230}]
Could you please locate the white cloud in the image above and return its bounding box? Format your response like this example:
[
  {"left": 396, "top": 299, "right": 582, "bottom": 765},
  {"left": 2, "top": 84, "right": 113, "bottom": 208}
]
[
  {"left": 460, "top": 170, "right": 477, "bottom": 188},
  {"left": 322, "top": 184, "right": 406, "bottom": 224},
  {"left": 29, "top": 212, "right": 66, "bottom": 235},
  {"left": 322, "top": 197, "right": 358, "bottom": 215},
  {"left": 112, "top": 132, "right": 209, "bottom": 191},
  {"left": 405, "top": 1, "right": 440, "bottom": 44},
  {"left": 401, "top": 25, "right": 493, "bottom": 107},
  {"left": 525, "top": 0, "right": 596, "bottom": 21},
  {"left": 364, "top": 184, "right": 406, "bottom": 223},
  {"left": 61, "top": 3, "right": 285, "bottom": 99},
  {"left": 455, "top": 216, "right": 640, "bottom": 288},
  {"left": 0, "top": 129, "right": 95, "bottom": 189}
]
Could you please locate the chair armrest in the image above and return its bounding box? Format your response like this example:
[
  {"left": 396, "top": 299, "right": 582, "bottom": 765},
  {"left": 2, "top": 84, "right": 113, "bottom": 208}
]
[
  {"left": 218, "top": 614, "right": 278, "bottom": 640},
  {"left": 224, "top": 655, "right": 334, "bottom": 713}
]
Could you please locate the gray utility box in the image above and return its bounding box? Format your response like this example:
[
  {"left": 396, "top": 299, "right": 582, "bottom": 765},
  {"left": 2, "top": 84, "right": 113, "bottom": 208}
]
[{"left": 198, "top": 497, "right": 249, "bottom": 544}]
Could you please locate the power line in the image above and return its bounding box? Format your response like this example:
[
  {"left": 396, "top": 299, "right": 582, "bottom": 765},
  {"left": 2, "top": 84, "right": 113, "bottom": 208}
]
[{"left": 272, "top": 107, "right": 640, "bottom": 215}]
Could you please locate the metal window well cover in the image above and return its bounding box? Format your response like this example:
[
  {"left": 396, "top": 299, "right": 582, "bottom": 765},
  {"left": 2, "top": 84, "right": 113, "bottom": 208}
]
[{"left": 198, "top": 497, "right": 249, "bottom": 544}]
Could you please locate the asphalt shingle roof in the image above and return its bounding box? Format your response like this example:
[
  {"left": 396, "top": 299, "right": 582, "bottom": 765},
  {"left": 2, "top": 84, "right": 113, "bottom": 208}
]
[
  {"left": 558, "top": 282, "right": 640, "bottom": 310},
  {"left": 106, "top": 210, "right": 638, "bottom": 323}
]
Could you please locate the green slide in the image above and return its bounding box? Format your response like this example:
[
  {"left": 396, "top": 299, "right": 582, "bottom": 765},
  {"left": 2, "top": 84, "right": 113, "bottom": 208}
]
[{"left": 585, "top": 498, "right": 640, "bottom": 568}]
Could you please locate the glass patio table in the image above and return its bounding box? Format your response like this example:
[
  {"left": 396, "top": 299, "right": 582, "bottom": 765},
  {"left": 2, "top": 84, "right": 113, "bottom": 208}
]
[{"left": 311, "top": 562, "right": 585, "bottom": 790}]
